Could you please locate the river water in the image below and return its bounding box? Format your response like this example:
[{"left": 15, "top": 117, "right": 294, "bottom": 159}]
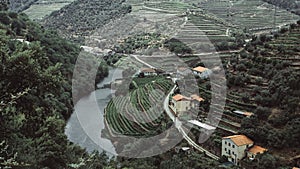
[{"left": 65, "top": 68, "right": 123, "bottom": 156}]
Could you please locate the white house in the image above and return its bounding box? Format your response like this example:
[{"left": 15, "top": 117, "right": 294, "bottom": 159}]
[
  {"left": 247, "top": 145, "right": 267, "bottom": 160},
  {"left": 139, "top": 68, "right": 157, "bottom": 76},
  {"left": 222, "top": 135, "right": 254, "bottom": 165},
  {"left": 170, "top": 94, "right": 191, "bottom": 115},
  {"left": 192, "top": 66, "right": 212, "bottom": 79},
  {"left": 170, "top": 94, "right": 204, "bottom": 116}
]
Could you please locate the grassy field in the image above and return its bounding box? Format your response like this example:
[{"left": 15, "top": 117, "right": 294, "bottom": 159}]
[{"left": 24, "top": 0, "right": 75, "bottom": 21}]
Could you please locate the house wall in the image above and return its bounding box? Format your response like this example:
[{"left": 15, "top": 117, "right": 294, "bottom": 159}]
[
  {"left": 193, "top": 70, "right": 212, "bottom": 79},
  {"left": 170, "top": 99, "right": 191, "bottom": 115},
  {"left": 221, "top": 139, "right": 253, "bottom": 165},
  {"left": 144, "top": 72, "right": 157, "bottom": 76},
  {"left": 247, "top": 152, "right": 256, "bottom": 159}
]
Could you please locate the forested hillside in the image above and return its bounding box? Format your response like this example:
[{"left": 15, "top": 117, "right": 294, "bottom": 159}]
[
  {"left": 263, "top": 0, "right": 300, "bottom": 15},
  {"left": 8, "top": 0, "right": 38, "bottom": 12},
  {"left": 42, "top": 0, "right": 132, "bottom": 43},
  {"left": 0, "top": 4, "right": 111, "bottom": 167},
  {"left": 225, "top": 23, "right": 300, "bottom": 167}
]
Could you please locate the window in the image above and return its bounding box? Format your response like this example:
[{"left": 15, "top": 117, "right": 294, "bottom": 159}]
[
  {"left": 225, "top": 141, "right": 227, "bottom": 145},
  {"left": 228, "top": 143, "right": 231, "bottom": 146},
  {"left": 225, "top": 148, "right": 227, "bottom": 151},
  {"left": 232, "top": 145, "right": 235, "bottom": 148},
  {"left": 228, "top": 150, "right": 231, "bottom": 155}
]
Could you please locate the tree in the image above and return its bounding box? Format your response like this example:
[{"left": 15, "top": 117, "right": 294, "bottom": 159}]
[
  {"left": 256, "top": 153, "right": 277, "bottom": 169},
  {"left": 255, "top": 106, "right": 271, "bottom": 120},
  {"left": 0, "top": 0, "right": 9, "bottom": 11}
]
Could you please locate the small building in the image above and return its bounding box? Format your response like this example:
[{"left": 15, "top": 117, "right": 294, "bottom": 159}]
[
  {"left": 222, "top": 135, "right": 254, "bottom": 165},
  {"left": 192, "top": 66, "right": 212, "bottom": 79},
  {"left": 233, "top": 110, "right": 253, "bottom": 118},
  {"left": 170, "top": 94, "right": 204, "bottom": 115},
  {"left": 247, "top": 145, "right": 268, "bottom": 160},
  {"left": 139, "top": 68, "right": 157, "bottom": 76},
  {"left": 170, "top": 94, "right": 191, "bottom": 114}
]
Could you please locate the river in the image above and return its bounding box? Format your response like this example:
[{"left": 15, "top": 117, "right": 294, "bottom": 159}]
[{"left": 65, "top": 68, "right": 123, "bottom": 156}]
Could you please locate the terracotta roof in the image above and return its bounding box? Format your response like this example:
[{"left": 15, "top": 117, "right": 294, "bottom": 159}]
[
  {"left": 244, "top": 112, "right": 254, "bottom": 117},
  {"left": 140, "top": 68, "right": 156, "bottom": 73},
  {"left": 193, "top": 66, "right": 208, "bottom": 73},
  {"left": 292, "top": 167, "right": 300, "bottom": 169},
  {"left": 172, "top": 94, "right": 188, "bottom": 101},
  {"left": 248, "top": 145, "right": 267, "bottom": 155},
  {"left": 191, "top": 94, "right": 204, "bottom": 102},
  {"left": 223, "top": 135, "right": 254, "bottom": 146}
]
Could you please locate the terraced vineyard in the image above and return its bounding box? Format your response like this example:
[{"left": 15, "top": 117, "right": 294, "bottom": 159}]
[
  {"left": 258, "top": 24, "right": 300, "bottom": 69},
  {"left": 105, "top": 77, "right": 174, "bottom": 137},
  {"left": 183, "top": 14, "right": 236, "bottom": 50},
  {"left": 23, "top": 0, "right": 75, "bottom": 20},
  {"left": 144, "top": 1, "right": 196, "bottom": 13},
  {"left": 198, "top": 0, "right": 299, "bottom": 33}
]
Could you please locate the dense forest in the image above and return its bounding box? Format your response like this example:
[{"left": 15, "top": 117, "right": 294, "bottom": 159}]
[
  {"left": 0, "top": 2, "right": 111, "bottom": 168},
  {"left": 42, "top": 0, "right": 132, "bottom": 43},
  {"left": 263, "top": 0, "right": 300, "bottom": 15}
]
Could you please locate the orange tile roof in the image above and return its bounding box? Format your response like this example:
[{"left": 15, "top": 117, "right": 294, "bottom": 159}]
[
  {"left": 248, "top": 145, "right": 267, "bottom": 155},
  {"left": 172, "top": 94, "right": 188, "bottom": 101},
  {"left": 223, "top": 135, "right": 254, "bottom": 146},
  {"left": 191, "top": 94, "right": 204, "bottom": 102},
  {"left": 193, "top": 66, "right": 208, "bottom": 73},
  {"left": 292, "top": 167, "right": 300, "bottom": 169}
]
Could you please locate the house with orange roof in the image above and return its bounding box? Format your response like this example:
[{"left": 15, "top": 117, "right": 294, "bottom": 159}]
[
  {"left": 247, "top": 145, "right": 268, "bottom": 159},
  {"left": 192, "top": 66, "right": 212, "bottom": 79},
  {"left": 222, "top": 135, "right": 254, "bottom": 165},
  {"left": 170, "top": 94, "right": 204, "bottom": 115},
  {"left": 139, "top": 67, "right": 157, "bottom": 76}
]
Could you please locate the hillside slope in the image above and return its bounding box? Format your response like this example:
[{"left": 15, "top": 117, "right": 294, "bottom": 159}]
[
  {"left": 263, "top": 0, "right": 300, "bottom": 15},
  {"left": 9, "top": 0, "right": 38, "bottom": 12},
  {"left": 42, "top": 0, "right": 132, "bottom": 43}
]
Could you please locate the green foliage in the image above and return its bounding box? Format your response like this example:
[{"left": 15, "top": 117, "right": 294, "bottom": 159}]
[
  {"left": 0, "top": 11, "right": 110, "bottom": 168},
  {"left": 114, "top": 33, "right": 165, "bottom": 54},
  {"left": 43, "top": 0, "right": 132, "bottom": 43},
  {"left": 0, "top": 0, "right": 9, "bottom": 11},
  {"left": 164, "top": 38, "right": 192, "bottom": 55}
]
